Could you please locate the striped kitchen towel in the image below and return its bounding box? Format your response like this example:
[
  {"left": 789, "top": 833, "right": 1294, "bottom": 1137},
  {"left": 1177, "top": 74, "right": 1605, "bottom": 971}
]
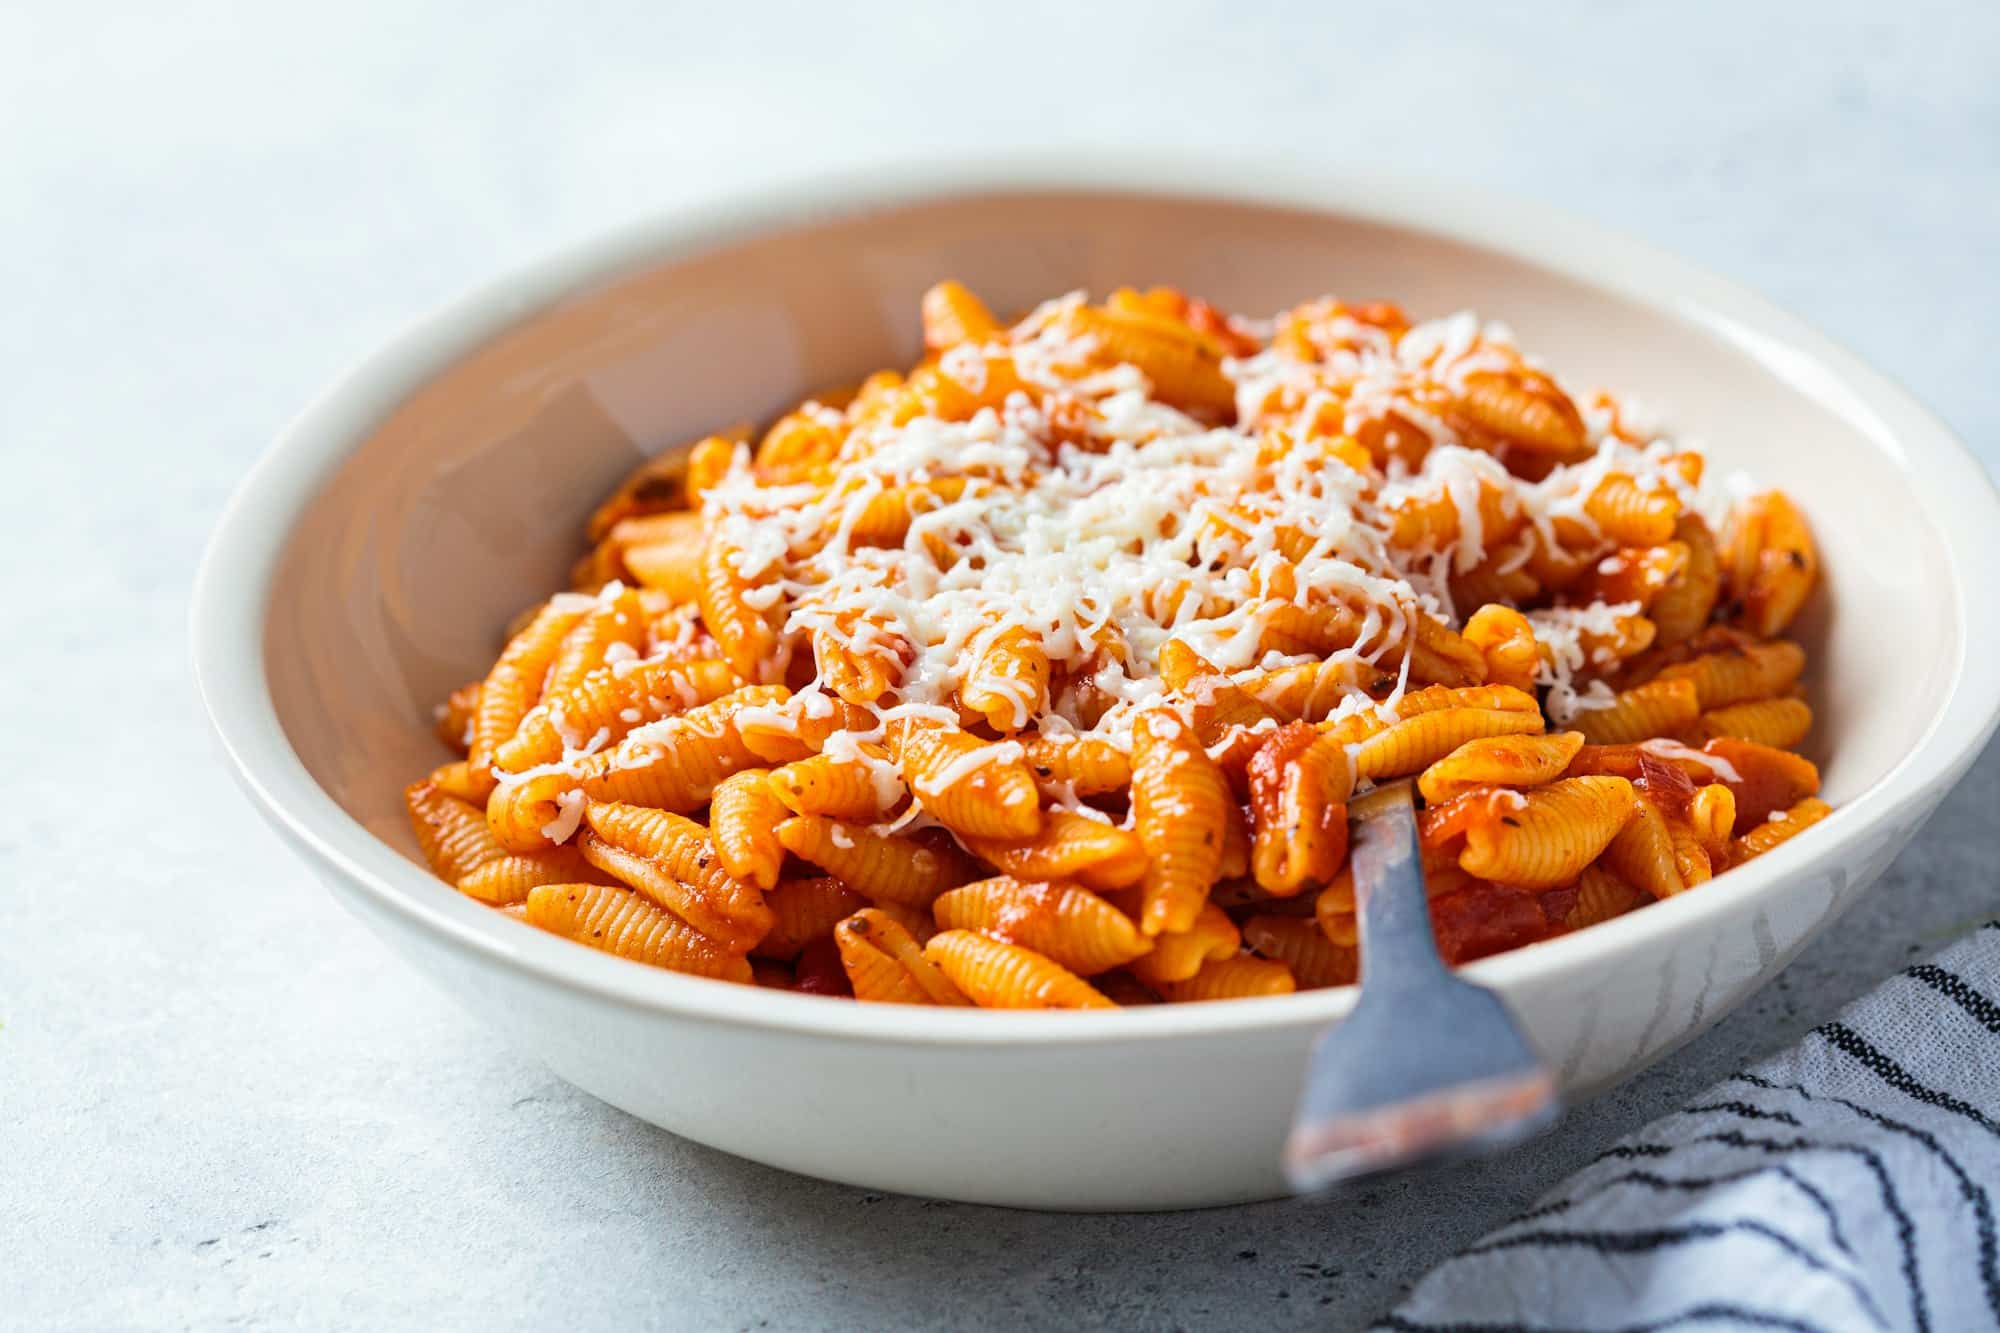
[{"left": 1379, "top": 923, "right": 2000, "bottom": 1333}]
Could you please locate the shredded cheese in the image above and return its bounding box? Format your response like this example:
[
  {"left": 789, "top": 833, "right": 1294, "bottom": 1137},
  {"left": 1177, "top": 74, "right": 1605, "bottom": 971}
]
[
  {"left": 1637, "top": 737, "right": 1742, "bottom": 784},
  {"left": 544, "top": 297, "right": 1748, "bottom": 835}
]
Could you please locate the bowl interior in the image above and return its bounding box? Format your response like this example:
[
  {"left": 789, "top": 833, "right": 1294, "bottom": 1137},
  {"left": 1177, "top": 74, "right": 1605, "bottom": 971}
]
[{"left": 261, "top": 189, "right": 1958, "bottom": 873}]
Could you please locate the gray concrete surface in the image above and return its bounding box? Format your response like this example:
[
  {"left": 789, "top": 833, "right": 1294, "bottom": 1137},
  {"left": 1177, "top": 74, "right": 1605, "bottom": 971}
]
[{"left": 4, "top": 2, "right": 1996, "bottom": 1328}]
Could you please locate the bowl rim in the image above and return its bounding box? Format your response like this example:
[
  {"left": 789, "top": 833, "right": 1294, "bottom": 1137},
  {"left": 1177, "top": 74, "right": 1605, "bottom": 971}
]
[{"left": 192, "top": 153, "right": 2000, "bottom": 1046}]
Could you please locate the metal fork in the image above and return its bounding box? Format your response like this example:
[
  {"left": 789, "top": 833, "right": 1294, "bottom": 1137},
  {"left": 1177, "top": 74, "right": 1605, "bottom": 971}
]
[{"left": 1283, "top": 780, "right": 1561, "bottom": 1190}]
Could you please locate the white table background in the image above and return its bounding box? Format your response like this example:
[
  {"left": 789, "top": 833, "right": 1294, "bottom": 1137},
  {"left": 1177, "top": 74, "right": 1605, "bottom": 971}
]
[{"left": 5, "top": 2, "right": 1996, "bottom": 1327}]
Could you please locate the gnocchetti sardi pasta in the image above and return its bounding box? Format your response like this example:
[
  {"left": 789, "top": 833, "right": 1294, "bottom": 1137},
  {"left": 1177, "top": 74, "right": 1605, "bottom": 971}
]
[{"left": 407, "top": 281, "right": 1829, "bottom": 1008}]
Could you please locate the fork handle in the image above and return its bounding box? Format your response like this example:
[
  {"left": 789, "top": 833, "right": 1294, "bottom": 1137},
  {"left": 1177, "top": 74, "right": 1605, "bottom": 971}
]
[{"left": 1349, "top": 783, "right": 1450, "bottom": 992}]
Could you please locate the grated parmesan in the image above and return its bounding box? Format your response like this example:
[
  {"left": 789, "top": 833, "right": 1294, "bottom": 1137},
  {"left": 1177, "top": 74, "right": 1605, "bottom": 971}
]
[
  {"left": 687, "top": 294, "right": 1751, "bottom": 823},
  {"left": 539, "top": 788, "right": 586, "bottom": 843},
  {"left": 1638, "top": 738, "right": 1742, "bottom": 784}
]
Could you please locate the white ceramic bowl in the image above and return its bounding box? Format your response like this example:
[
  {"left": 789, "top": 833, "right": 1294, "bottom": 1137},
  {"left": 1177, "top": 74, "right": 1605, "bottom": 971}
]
[{"left": 193, "top": 160, "right": 2000, "bottom": 1210}]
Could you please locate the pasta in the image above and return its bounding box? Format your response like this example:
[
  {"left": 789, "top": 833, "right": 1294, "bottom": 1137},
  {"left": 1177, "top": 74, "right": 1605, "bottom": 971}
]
[
  {"left": 524, "top": 882, "right": 753, "bottom": 983},
  {"left": 1239, "top": 915, "right": 1358, "bottom": 989},
  {"left": 577, "top": 802, "right": 775, "bottom": 953},
  {"left": 754, "top": 877, "right": 867, "bottom": 961},
  {"left": 456, "top": 845, "right": 608, "bottom": 907},
  {"left": 1164, "top": 956, "right": 1298, "bottom": 1002},
  {"left": 932, "top": 877, "right": 1152, "bottom": 975},
  {"left": 403, "top": 281, "right": 1831, "bottom": 1007},
  {"left": 708, "top": 769, "right": 789, "bottom": 890},
  {"left": 1246, "top": 723, "right": 1352, "bottom": 896},
  {"left": 775, "top": 816, "right": 974, "bottom": 907},
  {"left": 834, "top": 908, "right": 970, "bottom": 1005},
  {"left": 958, "top": 810, "right": 1149, "bottom": 891},
  {"left": 767, "top": 750, "right": 901, "bottom": 820},
  {"left": 1130, "top": 712, "right": 1233, "bottom": 935},
  {"left": 465, "top": 600, "right": 590, "bottom": 799},
  {"left": 924, "top": 930, "right": 1116, "bottom": 1009},
  {"left": 1125, "top": 902, "right": 1241, "bottom": 988}
]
